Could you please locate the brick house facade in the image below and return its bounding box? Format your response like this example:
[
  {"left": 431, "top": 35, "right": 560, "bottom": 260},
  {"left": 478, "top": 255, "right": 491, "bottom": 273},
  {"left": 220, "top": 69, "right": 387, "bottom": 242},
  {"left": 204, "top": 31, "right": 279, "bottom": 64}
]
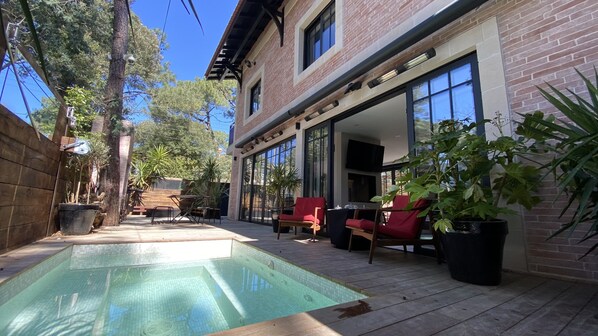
[{"left": 206, "top": 0, "right": 598, "bottom": 282}]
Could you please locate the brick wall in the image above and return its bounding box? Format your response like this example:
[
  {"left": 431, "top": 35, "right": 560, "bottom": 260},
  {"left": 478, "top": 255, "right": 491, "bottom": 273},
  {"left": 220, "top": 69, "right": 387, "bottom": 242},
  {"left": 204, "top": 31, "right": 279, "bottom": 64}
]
[
  {"left": 0, "top": 106, "right": 63, "bottom": 254},
  {"left": 230, "top": 0, "right": 598, "bottom": 281},
  {"left": 496, "top": 0, "right": 598, "bottom": 281}
]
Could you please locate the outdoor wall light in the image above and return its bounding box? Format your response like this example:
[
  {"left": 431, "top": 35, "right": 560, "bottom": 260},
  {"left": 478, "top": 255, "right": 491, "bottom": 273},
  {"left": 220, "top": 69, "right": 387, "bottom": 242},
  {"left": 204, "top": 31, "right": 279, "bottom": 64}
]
[
  {"left": 367, "top": 48, "right": 436, "bottom": 89},
  {"left": 264, "top": 131, "right": 283, "bottom": 142},
  {"left": 305, "top": 100, "right": 339, "bottom": 121},
  {"left": 401, "top": 48, "right": 436, "bottom": 70},
  {"left": 320, "top": 100, "right": 339, "bottom": 113}
]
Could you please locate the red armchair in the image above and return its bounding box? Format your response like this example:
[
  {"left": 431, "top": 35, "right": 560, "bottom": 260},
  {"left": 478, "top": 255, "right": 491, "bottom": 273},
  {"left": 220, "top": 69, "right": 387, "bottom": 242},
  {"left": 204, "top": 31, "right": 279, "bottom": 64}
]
[
  {"left": 346, "top": 195, "right": 440, "bottom": 264},
  {"left": 277, "top": 197, "right": 326, "bottom": 241}
]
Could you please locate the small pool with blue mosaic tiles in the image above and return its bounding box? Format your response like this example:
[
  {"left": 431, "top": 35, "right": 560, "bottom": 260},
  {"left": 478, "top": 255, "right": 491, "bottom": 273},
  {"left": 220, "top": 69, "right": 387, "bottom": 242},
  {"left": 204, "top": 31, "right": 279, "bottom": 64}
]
[{"left": 0, "top": 240, "right": 366, "bottom": 335}]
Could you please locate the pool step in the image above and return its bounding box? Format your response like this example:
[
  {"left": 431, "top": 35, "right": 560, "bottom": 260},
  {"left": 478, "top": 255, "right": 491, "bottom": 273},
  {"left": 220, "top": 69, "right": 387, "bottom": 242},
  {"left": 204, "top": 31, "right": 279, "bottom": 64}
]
[{"left": 201, "top": 267, "right": 247, "bottom": 328}]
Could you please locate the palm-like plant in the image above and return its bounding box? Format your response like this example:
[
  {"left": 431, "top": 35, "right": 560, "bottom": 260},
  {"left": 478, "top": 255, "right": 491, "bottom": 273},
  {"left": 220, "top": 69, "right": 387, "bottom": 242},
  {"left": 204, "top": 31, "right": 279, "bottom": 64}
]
[
  {"left": 267, "top": 164, "right": 301, "bottom": 214},
  {"left": 517, "top": 68, "right": 598, "bottom": 256},
  {"left": 129, "top": 145, "right": 171, "bottom": 206}
]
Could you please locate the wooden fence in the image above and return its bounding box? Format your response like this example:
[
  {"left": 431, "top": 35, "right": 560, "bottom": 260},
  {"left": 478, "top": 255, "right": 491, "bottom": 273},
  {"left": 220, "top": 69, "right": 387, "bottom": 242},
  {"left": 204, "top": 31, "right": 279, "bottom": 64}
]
[{"left": 0, "top": 106, "right": 63, "bottom": 254}]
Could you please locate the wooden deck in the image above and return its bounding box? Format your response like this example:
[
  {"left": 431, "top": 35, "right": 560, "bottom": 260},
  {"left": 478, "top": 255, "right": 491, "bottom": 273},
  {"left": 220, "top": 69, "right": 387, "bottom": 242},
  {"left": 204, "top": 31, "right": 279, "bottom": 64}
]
[
  {"left": 215, "top": 221, "right": 598, "bottom": 336},
  {"left": 1, "top": 217, "right": 597, "bottom": 335}
]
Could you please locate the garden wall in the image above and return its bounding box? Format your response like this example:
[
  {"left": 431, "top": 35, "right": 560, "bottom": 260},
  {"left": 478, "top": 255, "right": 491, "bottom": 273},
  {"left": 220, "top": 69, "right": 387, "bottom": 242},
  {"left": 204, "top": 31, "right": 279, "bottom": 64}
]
[{"left": 0, "top": 105, "right": 63, "bottom": 254}]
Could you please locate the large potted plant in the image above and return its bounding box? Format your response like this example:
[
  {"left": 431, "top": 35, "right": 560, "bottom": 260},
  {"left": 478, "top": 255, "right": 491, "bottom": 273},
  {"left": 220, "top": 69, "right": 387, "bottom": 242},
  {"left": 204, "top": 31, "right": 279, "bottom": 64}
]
[
  {"left": 267, "top": 164, "right": 301, "bottom": 233},
  {"left": 376, "top": 118, "right": 541, "bottom": 285},
  {"left": 59, "top": 133, "right": 110, "bottom": 235},
  {"left": 517, "top": 68, "right": 598, "bottom": 257}
]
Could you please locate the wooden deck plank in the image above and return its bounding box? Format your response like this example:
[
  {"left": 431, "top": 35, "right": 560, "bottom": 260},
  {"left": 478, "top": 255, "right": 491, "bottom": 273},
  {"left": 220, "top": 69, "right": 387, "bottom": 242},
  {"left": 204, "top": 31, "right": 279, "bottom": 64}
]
[
  {"left": 296, "top": 285, "right": 488, "bottom": 336},
  {"left": 558, "top": 291, "right": 598, "bottom": 336},
  {"left": 360, "top": 275, "right": 545, "bottom": 335},
  {"left": 436, "top": 278, "right": 571, "bottom": 335},
  {"left": 502, "top": 284, "right": 598, "bottom": 335}
]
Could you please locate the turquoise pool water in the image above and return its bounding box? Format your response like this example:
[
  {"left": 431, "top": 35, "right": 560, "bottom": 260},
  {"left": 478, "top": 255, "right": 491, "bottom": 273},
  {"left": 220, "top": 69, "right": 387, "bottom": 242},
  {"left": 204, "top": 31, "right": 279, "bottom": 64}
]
[{"left": 0, "top": 241, "right": 365, "bottom": 335}]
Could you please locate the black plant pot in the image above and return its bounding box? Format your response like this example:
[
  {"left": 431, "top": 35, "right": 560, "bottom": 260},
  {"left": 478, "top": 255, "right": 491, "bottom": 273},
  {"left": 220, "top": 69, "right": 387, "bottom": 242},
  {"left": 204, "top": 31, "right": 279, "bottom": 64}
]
[
  {"left": 58, "top": 203, "right": 100, "bottom": 235},
  {"left": 441, "top": 219, "right": 508, "bottom": 286}
]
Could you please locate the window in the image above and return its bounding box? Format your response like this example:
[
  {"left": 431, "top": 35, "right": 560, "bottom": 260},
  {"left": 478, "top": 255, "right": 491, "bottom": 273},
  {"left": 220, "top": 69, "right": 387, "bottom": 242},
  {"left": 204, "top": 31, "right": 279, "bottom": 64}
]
[
  {"left": 249, "top": 80, "right": 261, "bottom": 116},
  {"left": 304, "top": 1, "right": 335, "bottom": 70},
  {"left": 407, "top": 54, "right": 483, "bottom": 146},
  {"left": 304, "top": 124, "right": 329, "bottom": 200}
]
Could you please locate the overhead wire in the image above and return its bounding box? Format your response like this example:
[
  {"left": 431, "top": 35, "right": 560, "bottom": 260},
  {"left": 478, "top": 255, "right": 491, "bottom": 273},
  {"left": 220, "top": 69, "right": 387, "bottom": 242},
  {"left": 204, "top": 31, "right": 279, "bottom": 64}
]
[
  {"left": 159, "top": 0, "right": 173, "bottom": 49},
  {"left": 19, "top": 78, "right": 43, "bottom": 104},
  {"left": 18, "top": 61, "right": 51, "bottom": 98},
  {"left": 0, "top": 66, "right": 11, "bottom": 100}
]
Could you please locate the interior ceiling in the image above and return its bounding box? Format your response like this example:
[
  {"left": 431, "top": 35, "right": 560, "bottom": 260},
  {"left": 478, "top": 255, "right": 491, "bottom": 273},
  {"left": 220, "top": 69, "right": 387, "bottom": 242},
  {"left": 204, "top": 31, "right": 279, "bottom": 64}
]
[{"left": 335, "top": 94, "right": 409, "bottom": 165}]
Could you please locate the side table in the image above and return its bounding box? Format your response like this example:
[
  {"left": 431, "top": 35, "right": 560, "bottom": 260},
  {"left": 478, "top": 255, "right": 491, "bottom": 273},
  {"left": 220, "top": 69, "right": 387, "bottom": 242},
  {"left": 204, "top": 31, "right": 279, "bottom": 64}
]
[{"left": 327, "top": 208, "right": 372, "bottom": 250}]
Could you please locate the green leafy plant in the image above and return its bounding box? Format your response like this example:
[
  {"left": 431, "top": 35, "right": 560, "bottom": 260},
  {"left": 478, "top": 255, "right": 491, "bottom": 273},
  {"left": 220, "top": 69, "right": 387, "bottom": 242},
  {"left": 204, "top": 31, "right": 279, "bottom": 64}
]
[
  {"left": 64, "top": 133, "right": 110, "bottom": 204},
  {"left": 129, "top": 145, "right": 172, "bottom": 206},
  {"left": 373, "top": 118, "right": 541, "bottom": 232},
  {"left": 517, "top": 68, "right": 598, "bottom": 256},
  {"left": 187, "top": 157, "right": 226, "bottom": 208},
  {"left": 267, "top": 164, "right": 302, "bottom": 213}
]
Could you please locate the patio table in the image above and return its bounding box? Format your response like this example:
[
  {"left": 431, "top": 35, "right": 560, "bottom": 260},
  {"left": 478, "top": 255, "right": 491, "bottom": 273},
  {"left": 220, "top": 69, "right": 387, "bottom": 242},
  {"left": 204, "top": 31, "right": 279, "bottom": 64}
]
[{"left": 169, "top": 194, "right": 204, "bottom": 224}]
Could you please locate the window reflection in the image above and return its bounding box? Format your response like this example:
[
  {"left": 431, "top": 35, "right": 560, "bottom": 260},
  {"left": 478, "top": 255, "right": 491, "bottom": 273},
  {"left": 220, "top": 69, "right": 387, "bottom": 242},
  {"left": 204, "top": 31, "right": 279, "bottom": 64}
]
[
  {"left": 239, "top": 138, "right": 296, "bottom": 223},
  {"left": 410, "top": 61, "right": 478, "bottom": 144},
  {"left": 304, "top": 125, "right": 329, "bottom": 199}
]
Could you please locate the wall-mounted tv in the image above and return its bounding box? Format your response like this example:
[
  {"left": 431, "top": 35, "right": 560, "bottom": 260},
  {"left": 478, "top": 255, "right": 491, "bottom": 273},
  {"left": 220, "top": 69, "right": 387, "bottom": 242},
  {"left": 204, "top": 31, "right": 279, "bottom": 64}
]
[{"left": 345, "top": 139, "right": 385, "bottom": 172}]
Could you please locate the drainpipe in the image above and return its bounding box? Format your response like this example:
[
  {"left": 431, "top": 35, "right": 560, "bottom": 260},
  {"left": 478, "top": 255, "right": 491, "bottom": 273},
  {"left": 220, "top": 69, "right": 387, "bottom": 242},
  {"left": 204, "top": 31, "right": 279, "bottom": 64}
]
[{"left": 235, "top": 0, "right": 490, "bottom": 148}]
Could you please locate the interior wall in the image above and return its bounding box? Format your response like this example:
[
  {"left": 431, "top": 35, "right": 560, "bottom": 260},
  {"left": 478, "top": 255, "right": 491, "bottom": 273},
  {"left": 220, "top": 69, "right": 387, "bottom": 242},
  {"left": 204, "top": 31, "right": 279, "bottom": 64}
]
[
  {"left": 0, "top": 106, "right": 63, "bottom": 254},
  {"left": 333, "top": 131, "right": 381, "bottom": 208}
]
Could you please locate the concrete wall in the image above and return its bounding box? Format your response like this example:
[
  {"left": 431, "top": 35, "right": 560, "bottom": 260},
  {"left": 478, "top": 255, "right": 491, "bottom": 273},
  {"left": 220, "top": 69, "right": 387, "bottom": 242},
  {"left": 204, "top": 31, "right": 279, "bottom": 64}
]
[
  {"left": 0, "top": 106, "right": 62, "bottom": 254},
  {"left": 227, "top": 0, "right": 598, "bottom": 281}
]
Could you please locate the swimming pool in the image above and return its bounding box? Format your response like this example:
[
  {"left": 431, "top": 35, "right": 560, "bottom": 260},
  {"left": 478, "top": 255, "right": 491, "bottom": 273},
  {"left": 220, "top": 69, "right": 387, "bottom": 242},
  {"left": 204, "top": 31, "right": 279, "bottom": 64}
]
[{"left": 0, "top": 240, "right": 366, "bottom": 335}]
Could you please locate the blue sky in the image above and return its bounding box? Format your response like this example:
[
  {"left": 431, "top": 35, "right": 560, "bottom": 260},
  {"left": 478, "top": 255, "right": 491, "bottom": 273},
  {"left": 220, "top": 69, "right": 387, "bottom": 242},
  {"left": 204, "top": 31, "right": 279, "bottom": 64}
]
[{"left": 0, "top": 0, "right": 237, "bottom": 132}]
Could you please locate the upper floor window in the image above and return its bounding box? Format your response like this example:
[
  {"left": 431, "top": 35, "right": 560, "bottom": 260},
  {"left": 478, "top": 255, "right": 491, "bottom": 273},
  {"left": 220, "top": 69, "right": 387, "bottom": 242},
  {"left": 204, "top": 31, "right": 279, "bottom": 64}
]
[
  {"left": 304, "top": 1, "right": 335, "bottom": 70},
  {"left": 250, "top": 80, "right": 261, "bottom": 116}
]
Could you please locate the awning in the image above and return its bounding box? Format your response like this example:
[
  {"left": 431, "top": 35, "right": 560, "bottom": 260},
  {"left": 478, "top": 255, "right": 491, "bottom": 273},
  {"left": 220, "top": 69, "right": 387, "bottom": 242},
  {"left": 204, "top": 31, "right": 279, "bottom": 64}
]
[{"left": 204, "top": 0, "right": 285, "bottom": 84}]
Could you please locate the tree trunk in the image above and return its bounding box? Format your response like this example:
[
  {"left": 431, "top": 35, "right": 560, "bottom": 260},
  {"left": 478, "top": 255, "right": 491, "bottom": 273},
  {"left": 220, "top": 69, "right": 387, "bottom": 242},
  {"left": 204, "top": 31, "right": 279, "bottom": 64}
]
[{"left": 101, "top": 0, "right": 129, "bottom": 226}]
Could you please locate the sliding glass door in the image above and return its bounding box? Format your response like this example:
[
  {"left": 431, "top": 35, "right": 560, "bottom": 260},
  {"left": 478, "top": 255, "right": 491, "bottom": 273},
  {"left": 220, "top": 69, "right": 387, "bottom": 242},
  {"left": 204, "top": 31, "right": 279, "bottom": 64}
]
[
  {"left": 304, "top": 123, "right": 331, "bottom": 202},
  {"left": 239, "top": 137, "right": 296, "bottom": 223}
]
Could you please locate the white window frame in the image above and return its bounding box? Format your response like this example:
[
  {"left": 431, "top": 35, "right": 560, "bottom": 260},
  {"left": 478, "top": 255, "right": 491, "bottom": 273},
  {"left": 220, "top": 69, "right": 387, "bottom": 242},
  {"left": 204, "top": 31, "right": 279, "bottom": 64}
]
[
  {"left": 243, "top": 64, "right": 265, "bottom": 123},
  {"left": 294, "top": 0, "right": 344, "bottom": 85}
]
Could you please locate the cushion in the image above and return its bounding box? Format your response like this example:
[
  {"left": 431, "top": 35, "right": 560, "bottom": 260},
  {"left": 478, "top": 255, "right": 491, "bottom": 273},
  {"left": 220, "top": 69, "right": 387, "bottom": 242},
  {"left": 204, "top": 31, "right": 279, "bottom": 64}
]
[
  {"left": 289, "top": 197, "right": 326, "bottom": 224},
  {"left": 346, "top": 196, "right": 430, "bottom": 239},
  {"left": 279, "top": 213, "right": 319, "bottom": 224},
  {"left": 346, "top": 218, "right": 375, "bottom": 230}
]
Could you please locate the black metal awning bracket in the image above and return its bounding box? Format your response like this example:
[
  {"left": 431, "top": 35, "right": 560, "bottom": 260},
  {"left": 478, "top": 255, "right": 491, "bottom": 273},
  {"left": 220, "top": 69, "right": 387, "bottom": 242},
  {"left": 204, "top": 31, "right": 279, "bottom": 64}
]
[
  {"left": 262, "top": 4, "right": 284, "bottom": 47},
  {"left": 223, "top": 61, "right": 243, "bottom": 89}
]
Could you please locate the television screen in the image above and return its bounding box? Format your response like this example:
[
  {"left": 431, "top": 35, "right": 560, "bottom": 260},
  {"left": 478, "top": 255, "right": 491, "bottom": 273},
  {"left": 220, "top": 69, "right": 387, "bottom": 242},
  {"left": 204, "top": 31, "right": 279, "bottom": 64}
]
[{"left": 345, "top": 139, "right": 384, "bottom": 172}]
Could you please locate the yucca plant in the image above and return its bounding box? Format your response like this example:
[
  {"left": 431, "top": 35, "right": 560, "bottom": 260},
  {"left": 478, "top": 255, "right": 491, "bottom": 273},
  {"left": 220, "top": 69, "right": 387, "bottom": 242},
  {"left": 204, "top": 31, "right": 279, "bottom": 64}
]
[
  {"left": 517, "top": 68, "right": 598, "bottom": 257},
  {"left": 266, "top": 164, "right": 302, "bottom": 215},
  {"left": 128, "top": 145, "right": 172, "bottom": 206}
]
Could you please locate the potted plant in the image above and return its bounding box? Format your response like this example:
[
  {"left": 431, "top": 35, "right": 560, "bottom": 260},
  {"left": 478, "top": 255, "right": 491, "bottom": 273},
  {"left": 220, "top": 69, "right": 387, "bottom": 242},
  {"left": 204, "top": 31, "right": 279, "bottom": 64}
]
[
  {"left": 267, "top": 164, "right": 301, "bottom": 233},
  {"left": 59, "top": 133, "right": 110, "bottom": 235},
  {"left": 517, "top": 68, "right": 598, "bottom": 257},
  {"left": 375, "top": 117, "right": 541, "bottom": 285}
]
